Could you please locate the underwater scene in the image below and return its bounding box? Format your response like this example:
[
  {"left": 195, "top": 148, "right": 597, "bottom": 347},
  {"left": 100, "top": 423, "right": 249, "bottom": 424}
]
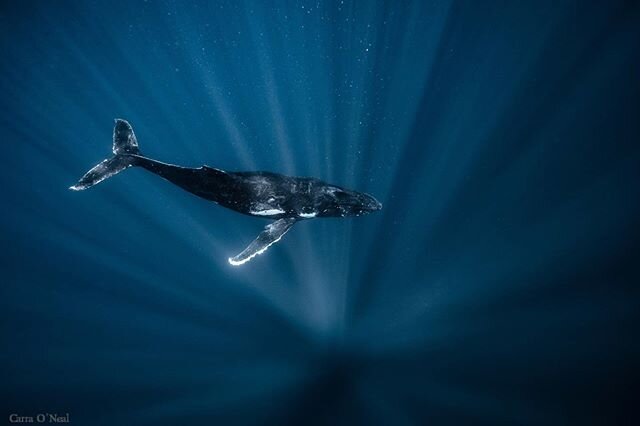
[{"left": 1, "top": 1, "right": 639, "bottom": 424}]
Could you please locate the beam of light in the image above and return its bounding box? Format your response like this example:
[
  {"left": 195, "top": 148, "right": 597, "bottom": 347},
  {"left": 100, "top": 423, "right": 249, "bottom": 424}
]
[
  {"left": 2, "top": 1, "right": 639, "bottom": 425},
  {"left": 164, "top": 3, "right": 257, "bottom": 170},
  {"left": 244, "top": 4, "right": 297, "bottom": 176}
]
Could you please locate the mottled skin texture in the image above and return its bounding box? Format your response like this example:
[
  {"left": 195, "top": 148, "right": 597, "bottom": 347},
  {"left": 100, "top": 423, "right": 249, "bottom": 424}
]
[{"left": 131, "top": 155, "right": 382, "bottom": 220}]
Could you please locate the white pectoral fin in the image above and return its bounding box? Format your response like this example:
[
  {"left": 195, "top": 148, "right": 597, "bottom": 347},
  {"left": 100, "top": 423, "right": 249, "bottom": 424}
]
[{"left": 228, "top": 217, "right": 298, "bottom": 266}]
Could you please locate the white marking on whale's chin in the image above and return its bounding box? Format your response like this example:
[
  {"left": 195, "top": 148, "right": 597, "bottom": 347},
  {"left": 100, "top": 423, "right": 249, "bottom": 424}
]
[
  {"left": 299, "top": 212, "right": 317, "bottom": 218},
  {"left": 250, "top": 208, "right": 285, "bottom": 216}
]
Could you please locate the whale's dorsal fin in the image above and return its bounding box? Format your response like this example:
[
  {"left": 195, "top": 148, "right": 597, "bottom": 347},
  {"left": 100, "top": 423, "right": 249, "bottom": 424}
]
[
  {"left": 200, "top": 165, "right": 228, "bottom": 175},
  {"left": 229, "top": 217, "right": 298, "bottom": 266},
  {"left": 201, "top": 165, "right": 224, "bottom": 172}
]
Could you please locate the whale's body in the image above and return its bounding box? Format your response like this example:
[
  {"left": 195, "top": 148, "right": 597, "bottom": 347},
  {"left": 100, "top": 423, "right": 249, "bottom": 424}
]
[{"left": 71, "top": 120, "right": 382, "bottom": 265}]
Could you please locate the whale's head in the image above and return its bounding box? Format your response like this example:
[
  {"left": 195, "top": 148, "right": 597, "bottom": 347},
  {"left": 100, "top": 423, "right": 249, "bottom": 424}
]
[{"left": 317, "top": 185, "right": 382, "bottom": 217}]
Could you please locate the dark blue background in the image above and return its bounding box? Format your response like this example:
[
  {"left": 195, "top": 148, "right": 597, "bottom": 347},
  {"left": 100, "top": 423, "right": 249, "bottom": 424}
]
[{"left": 1, "top": 1, "right": 639, "bottom": 424}]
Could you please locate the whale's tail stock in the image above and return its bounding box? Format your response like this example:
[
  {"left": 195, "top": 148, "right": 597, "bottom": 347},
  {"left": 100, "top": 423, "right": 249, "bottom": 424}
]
[{"left": 69, "top": 119, "right": 141, "bottom": 191}]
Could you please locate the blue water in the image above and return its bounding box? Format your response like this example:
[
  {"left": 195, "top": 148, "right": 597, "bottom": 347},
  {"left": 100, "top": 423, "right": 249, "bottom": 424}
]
[{"left": 1, "top": 1, "right": 639, "bottom": 424}]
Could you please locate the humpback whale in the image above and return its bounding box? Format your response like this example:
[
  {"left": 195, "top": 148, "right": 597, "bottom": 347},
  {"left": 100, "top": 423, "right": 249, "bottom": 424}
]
[{"left": 70, "top": 120, "right": 382, "bottom": 265}]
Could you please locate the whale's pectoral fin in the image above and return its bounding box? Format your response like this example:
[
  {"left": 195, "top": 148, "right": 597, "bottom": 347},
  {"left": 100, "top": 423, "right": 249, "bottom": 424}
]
[{"left": 229, "top": 217, "right": 298, "bottom": 266}]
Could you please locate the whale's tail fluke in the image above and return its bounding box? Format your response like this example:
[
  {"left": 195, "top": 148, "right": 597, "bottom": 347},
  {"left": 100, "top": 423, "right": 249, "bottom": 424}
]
[{"left": 69, "top": 119, "right": 140, "bottom": 191}]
